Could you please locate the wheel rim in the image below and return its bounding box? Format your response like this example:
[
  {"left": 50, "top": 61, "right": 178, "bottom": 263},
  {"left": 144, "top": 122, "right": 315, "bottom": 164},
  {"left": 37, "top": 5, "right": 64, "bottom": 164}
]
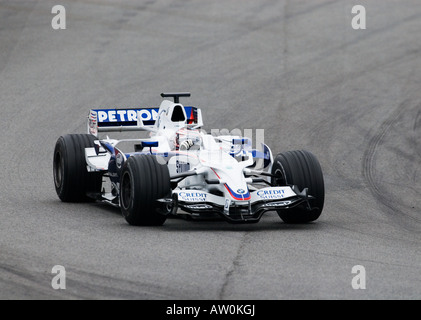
[
  {"left": 121, "top": 171, "right": 132, "bottom": 210},
  {"left": 54, "top": 151, "right": 63, "bottom": 189},
  {"left": 273, "top": 168, "right": 287, "bottom": 186}
]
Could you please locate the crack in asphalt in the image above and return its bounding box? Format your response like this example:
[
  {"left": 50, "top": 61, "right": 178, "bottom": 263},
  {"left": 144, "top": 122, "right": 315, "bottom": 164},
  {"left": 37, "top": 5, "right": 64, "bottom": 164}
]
[{"left": 219, "top": 232, "right": 248, "bottom": 299}]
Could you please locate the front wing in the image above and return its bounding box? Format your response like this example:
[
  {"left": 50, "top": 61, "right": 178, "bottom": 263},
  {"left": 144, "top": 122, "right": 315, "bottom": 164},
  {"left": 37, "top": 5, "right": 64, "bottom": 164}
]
[{"left": 172, "top": 186, "right": 312, "bottom": 223}]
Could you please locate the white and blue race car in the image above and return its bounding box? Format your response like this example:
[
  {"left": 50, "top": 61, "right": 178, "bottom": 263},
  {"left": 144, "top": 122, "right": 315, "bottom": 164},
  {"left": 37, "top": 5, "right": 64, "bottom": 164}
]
[{"left": 53, "top": 93, "right": 325, "bottom": 225}]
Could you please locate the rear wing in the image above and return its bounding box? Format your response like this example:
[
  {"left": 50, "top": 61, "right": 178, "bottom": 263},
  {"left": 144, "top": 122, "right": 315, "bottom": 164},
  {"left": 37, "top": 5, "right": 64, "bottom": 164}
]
[{"left": 88, "top": 107, "right": 202, "bottom": 136}]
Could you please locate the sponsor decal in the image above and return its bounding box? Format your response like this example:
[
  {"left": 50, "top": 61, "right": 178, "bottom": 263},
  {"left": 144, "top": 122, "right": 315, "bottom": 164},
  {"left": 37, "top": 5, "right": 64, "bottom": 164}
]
[
  {"left": 186, "top": 107, "right": 198, "bottom": 124},
  {"left": 92, "top": 107, "right": 196, "bottom": 124},
  {"left": 224, "top": 184, "right": 251, "bottom": 201},
  {"left": 237, "top": 189, "right": 246, "bottom": 194},
  {"left": 88, "top": 111, "right": 98, "bottom": 136},
  {"left": 184, "top": 204, "right": 213, "bottom": 210},
  {"left": 256, "top": 189, "right": 285, "bottom": 199},
  {"left": 262, "top": 200, "right": 293, "bottom": 207},
  {"left": 178, "top": 192, "right": 207, "bottom": 202},
  {"left": 94, "top": 108, "right": 159, "bottom": 123},
  {"left": 224, "top": 198, "right": 231, "bottom": 214},
  {"left": 176, "top": 160, "right": 190, "bottom": 174}
]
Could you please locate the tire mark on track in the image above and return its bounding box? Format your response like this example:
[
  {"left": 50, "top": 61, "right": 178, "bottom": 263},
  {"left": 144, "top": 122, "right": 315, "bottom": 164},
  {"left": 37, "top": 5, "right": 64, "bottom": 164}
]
[
  {"left": 0, "top": 260, "right": 68, "bottom": 299},
  {"left": 414, "top": 110, "right": 421, "bottom": 159},
  {"left": 63, "top": 268, "right": 178, "bottom": 299},
  {"left": 362, "top": 100, "right": 421, "bottom": 226},
  {"left": 284, "top": 0, "right": 339, "bottom": 20}
]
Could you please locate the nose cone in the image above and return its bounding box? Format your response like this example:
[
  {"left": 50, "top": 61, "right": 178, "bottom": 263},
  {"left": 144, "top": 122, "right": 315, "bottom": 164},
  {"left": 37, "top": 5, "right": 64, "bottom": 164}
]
[
  {"left": 214, "top": 165, "right": 250, "bottom": 201},
  {"left": 201, "top": 149, "right": 251, "bottom": 201}
]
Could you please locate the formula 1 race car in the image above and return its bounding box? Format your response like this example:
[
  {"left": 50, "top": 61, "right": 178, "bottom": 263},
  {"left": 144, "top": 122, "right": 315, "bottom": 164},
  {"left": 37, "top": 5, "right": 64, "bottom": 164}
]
[{"left": 53, "top": 93, "right": 324, "bottom": 225}]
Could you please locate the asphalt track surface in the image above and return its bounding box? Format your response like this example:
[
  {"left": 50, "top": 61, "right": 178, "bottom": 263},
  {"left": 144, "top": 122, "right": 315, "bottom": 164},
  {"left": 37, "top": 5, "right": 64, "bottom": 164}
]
[{"left": 0, "top": 0, "right": 420, "bottom": 300}]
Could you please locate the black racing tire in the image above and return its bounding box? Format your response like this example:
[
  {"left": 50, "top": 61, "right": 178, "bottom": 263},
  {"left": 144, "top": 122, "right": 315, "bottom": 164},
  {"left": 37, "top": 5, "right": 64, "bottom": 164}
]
[
  {"left": 120, "top": 155, "right": 171, "bottom": 226},
  {"left": 53, "top": 134, "right": 102, "bottom": 202},
  {"left": 271, "top": 150, "right": 325, "bottom": 223}
]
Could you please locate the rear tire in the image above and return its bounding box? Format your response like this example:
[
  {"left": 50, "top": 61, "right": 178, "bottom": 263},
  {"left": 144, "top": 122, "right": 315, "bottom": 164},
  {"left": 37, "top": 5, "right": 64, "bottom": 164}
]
[
  {"left": 53, "top": 134, "right": 102, "bottom": 202},
  {"left": 271, "top": 150, "right": 324, "bottom": 223},
  {"left": 120, "top": 155, "right": 171, "bottom": 226}
]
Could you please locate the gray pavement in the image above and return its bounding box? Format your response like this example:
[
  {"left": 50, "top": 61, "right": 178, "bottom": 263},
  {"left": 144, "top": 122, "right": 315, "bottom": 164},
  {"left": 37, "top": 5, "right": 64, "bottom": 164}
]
[{"left": 0, "top": 0, "right": 420, "bottom": 299}]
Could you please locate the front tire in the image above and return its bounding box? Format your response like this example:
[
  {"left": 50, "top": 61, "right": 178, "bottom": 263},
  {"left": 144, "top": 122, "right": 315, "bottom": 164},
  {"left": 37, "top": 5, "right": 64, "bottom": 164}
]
[
  {"left": 53, "top": 134, "right": 102, "bottom": 202},
  {"left": 271, "top": 150, "right": 325, "bottom": 223},
  {"left": 120, "top": 155, "right": 171, "bottom": 226}
]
